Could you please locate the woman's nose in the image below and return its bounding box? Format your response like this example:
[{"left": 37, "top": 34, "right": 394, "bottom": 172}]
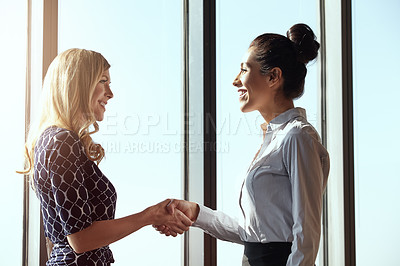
[
  {"left": 232, "top": 73, "right": 242, "bottom": 87},
  {"left": 106, "top": 85, "right": 114, "bottom": 99}
]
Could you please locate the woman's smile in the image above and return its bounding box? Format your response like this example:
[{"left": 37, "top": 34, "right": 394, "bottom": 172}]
[{"left": 238, "top": 89, "right": 248, "bottom": 98}]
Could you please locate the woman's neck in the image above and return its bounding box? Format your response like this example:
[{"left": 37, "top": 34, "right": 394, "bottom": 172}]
[{"left": 259, "top": 99, "right": 294, "bottom": 124}]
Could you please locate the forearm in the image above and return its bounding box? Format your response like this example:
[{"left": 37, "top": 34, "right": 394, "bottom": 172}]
[
  {"left": 287, "top": 184, "right": 323, "bottom": 265},
  {"left": 286, "top": 217, "right": 321, "bottom": 265},
  {"left": 194, "top": 205, "right": 244, "bottom": 245},
  {"left": 67, "top": 208, "right": 153, "bottom": 253}
]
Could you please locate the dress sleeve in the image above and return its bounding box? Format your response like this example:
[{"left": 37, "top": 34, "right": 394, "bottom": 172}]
[
  {"left": 47, "top": 130, "right": 93, "bottom": 236},
  {"left": 193, "top": 204, "right": 244, "bottom": 245},
  {"left": 283, "top": 128, "right": 329, "bottom": 266}
]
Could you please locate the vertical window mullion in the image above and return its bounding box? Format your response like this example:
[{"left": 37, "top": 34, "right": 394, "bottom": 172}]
[
  {"left": 186, "top": 0, "right": 205, "bottom": 265},
  {"left": 183, "top": 0, "right": 190, "bottom": 264},
  {"left": 203, "top": 0, "right": 217, "bottom": 265},
  {"left": 23, "top": 0, "right": 32, "bottom": 264},
  {"left": 185, "top": 0, "right": 217, "bottom": 265},
  {"left": 319, "top": 0, "right": 329, "bottom": 264},
  {"left": 323, "top": 0, "right": 347, "bottom": 264},
  {"left": 41, "top": 0, "right": 58, "bottom": 262},
  {"left": 25, "top": 0, "right": 47, "bottom": 265},
  {"left": 42, "top": 0, "right": 58, "bottom": 78},
  {"left": 341, "top": 0, "right": 355, "bottom": 265}
]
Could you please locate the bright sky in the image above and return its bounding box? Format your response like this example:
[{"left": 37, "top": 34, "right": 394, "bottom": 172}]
[{"left": 352, "top": 0, "right": 400, "bottom": 265}]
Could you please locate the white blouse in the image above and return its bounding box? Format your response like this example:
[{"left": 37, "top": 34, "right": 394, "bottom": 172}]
[{"left": 194, "top": 107, "right": 330, "bottom": 266}]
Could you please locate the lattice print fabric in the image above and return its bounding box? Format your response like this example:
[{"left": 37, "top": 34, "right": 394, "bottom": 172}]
[{"left": 34, "top": 126, "right": 117, "bottom": 265}]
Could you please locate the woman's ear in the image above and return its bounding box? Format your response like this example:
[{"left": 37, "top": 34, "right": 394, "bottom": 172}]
[{"left": 267, "top": 67, "right": 283, "bottom": 88}]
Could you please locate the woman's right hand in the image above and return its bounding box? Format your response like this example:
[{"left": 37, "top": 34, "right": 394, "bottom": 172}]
[
  {"left": 153, "top": 199, "right": 200, "bottom": 236},
  {"left": 148, "top": 199, "right": 193, "bottom": 237}
]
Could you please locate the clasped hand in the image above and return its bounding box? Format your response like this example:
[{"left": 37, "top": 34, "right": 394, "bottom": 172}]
[{"left": 153, "top": 199, "right": 199, "bottom": 237}]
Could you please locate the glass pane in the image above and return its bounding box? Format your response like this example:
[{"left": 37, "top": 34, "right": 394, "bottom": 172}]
[
  {"left": 0, "top": 0, "right": 26, "bottom": 264},
  {"left": 216, "top": 0, "right": 321, "bottom": 265},
  {"left": 353, "top": 1, "right": 400, "bottom": 265},
  {"left": 58, "top": 1, "right": 183, "bottom": 265}
]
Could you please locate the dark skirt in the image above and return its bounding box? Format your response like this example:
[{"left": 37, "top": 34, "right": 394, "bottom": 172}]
[{"left": 242, "top": 242, "right": 292, "bottom": 266}]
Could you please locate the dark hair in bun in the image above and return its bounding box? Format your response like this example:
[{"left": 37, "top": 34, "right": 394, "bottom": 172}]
[
  {"left": 249, "top": 23, "right": 320, "bottom": 99},
  {"left": 287, "top": 23, "right": 320, "bottom": 64}
]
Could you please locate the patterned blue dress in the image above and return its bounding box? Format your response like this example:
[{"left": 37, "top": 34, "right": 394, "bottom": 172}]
[{"left": 34, "top": 126, "right": 117, "bottom": 265}]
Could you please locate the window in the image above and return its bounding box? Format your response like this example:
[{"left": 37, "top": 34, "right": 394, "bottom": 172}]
[
  {"left": 353, "top": 1, "right": 400, "bottom": 265},
  {"left": 0, "top": 0, "right": 26, "bottom": 264},
  {"left": 216, "top": 0, "right": 322, "bottom": 265},
  {"left": 16, "top": 0, "right": 398, "bottom": 265},
  {"left": 58, "top": 1, "right": 184, "bottom": 265}
]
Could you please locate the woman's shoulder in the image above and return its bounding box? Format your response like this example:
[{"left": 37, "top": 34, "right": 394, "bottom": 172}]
[
  {"left": 42, "top": 126, "right": 78, "bottom": 140},
  {"left": 37, "top": 126, "right": 81, "bottom": 152},
  {"left": 53, "top": 127, "right": 79, "bottom": 142},
  {"left": 283, "top": 118, "right": 321, "bottom": 145}
]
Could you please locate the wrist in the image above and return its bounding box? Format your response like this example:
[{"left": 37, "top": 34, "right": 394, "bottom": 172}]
[
  {"left": 143, "top": 206, "right": 158, "bottom": 226},
  {"left": 191, "top": 202, "right": 200, "bottom": 221}
]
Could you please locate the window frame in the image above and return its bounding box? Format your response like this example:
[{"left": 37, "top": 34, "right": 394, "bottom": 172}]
[
  {"left": 184, "top": 0, "right": 217, "bottom": 265},
  {"left": 341, "top": 0, "right": 356, "bottom": 264},
  {"left": 322, "top": 0, "right": 356, "bottom": 265},
  {"left": 24, "top": 0, "right": 58, "bottom": 265}
]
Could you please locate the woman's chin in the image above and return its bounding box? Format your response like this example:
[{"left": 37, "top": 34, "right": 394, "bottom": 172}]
[
  {"left": 94, "top": 114, "right": 104, "bottom": 121},
  {"left": 239, "top": 104, "right": 253, "bottom": 113}
]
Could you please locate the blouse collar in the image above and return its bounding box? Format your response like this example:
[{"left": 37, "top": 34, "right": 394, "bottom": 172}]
[{"left": 260, "top": 107, "right": 307, "bottom": 134}]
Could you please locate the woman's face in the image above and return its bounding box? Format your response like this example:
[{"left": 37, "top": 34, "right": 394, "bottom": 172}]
[
  {"left": 91, "top": 69, "right": 113, "bottom": 121},
  {"left": 233, "top": 48, "right": 272, "bottom": 113}
]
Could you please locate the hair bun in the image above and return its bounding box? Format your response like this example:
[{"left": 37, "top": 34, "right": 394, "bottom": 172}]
[{"left": 286, "top": 23, "right": 320, "bottom": 64}]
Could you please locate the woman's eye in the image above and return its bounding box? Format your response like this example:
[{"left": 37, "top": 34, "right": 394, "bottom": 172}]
[
  {"left": 100, "top": 79, "right": 108, "bottom": 84},
  {"left": 241, "top": 68, "right": 247, "bottom": 73}
]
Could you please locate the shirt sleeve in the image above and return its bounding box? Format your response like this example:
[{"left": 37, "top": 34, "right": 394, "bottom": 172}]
[
  {"left": 193, "top": 204, "right": 244, "bottom": 245},
  {"left": 47, "top": 130, "right": 93, "bottom": 236},
  {"left": 283, "top": 128, "right": 329, "bottom": 266}
]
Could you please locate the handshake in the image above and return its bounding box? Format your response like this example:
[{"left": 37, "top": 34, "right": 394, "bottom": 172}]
[{"left": 150, "top": 199, "right": 200, "bottom": 237}]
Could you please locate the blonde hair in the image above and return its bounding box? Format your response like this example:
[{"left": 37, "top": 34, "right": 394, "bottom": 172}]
[{"left": 18, "top": 48, "right": 110, "bottom": 182}]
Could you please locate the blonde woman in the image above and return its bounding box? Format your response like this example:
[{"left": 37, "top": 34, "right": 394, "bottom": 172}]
[{"left": 19, "top": 48, "right": 192, "bottom": 265}]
